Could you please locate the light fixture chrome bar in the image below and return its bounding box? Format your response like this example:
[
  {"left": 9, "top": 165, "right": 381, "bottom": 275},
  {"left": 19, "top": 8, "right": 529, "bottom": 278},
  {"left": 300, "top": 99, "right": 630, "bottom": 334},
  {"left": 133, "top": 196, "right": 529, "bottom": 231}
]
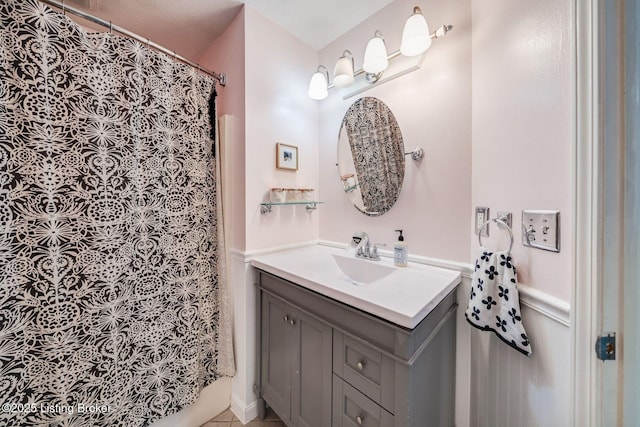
[
  {"left": 327, "top": 25, "right": 452, "bottom": 90},
  {"left": 38, "top": 0, "right": 227, "bottom": 86}
]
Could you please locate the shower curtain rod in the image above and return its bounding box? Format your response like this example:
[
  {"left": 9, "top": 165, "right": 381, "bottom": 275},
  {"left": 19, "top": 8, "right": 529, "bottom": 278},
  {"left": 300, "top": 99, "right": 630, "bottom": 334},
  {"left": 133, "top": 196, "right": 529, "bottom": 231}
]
[{"left": 38, "top": 0, "right": 227, "bottom": 86}]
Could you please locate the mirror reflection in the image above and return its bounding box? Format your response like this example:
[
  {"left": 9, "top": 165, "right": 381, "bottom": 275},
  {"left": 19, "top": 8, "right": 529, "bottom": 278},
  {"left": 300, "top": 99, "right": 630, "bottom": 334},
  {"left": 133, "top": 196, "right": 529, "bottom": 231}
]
[{"left": 337, "top": 97, "right": 405, "bottom": 216}]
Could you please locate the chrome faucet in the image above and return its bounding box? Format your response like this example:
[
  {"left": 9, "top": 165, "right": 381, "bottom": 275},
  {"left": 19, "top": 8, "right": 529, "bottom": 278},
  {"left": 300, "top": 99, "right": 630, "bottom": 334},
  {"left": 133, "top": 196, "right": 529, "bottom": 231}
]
[
  {"left": 351, "top": 231, "right": 369, "bottom": 254},
  {"left": 351, "top": 232, "right": 382, "bottom": 261}
]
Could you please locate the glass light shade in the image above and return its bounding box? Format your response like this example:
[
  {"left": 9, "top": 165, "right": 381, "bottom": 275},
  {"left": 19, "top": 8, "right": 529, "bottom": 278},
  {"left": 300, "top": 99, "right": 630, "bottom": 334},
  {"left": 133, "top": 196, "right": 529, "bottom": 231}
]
[
  {"left": 363, "top": 37, "right": 389, "bottom": 74},
  {"left": 308, "top": 71, "right": 328, "bottom": 100},
  {"left": 333, "top": 56, "right": 354, "bottom": 88},
  {"left": 400, "top": 12, "right": 432, "bottom": 56}
]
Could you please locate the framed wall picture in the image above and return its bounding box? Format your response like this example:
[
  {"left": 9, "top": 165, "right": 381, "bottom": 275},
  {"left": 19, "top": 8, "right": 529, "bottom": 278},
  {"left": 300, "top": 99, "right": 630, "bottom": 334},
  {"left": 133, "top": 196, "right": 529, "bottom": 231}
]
[{"left": 276, "top": 143, "right": 298, "bottom": 171}]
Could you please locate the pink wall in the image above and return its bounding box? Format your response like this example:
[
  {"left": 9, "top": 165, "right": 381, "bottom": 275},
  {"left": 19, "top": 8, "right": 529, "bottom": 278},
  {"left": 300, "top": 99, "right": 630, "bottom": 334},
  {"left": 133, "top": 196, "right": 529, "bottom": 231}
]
[
  {"left": 471, "top": 0, "right": 573, "bottom": 302},
  {"left": 200, "top": 0, "right": 572, "bottom": 302},
  {"left": 317, "top": 0, "right": 572, "bottom": 302},
  {"left": 199, "top": 9, "right": 247, "bottom": 252},
  {"left": 317, "top": 0, "right": 473, "bottom": 262},
  {"left": 243, "top": 6, "right": 321, "bottom": 251},
  {"left": 199, "top": 6, "right": 320, "bottom": 252}
]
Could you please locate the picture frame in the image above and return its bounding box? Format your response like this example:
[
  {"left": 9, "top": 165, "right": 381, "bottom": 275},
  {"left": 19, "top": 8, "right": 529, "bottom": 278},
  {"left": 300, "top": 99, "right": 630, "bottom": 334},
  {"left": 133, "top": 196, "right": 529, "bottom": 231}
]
[{"left": 276, "top": 143, "right": 298, "bottom": 171}]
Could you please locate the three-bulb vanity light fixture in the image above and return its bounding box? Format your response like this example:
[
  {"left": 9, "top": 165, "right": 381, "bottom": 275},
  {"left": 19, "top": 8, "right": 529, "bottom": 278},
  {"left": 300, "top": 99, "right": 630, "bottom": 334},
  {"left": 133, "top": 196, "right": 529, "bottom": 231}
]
[{"left": 308, "top": 6, "right": 453, "bottom": 100}]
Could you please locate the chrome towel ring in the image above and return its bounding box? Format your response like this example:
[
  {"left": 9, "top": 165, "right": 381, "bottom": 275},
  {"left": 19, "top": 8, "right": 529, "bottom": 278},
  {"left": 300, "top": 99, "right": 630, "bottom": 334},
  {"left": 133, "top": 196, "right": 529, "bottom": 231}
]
[{"left": 478, "top": 218, "right": 514, "bottom": 253}]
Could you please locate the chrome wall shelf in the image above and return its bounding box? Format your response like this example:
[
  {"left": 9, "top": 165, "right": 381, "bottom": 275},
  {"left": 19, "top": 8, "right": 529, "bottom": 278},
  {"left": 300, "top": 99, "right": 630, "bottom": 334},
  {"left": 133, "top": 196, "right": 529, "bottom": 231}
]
[{"left": 260, "top": 201, "right": 323, "bottom": 214}]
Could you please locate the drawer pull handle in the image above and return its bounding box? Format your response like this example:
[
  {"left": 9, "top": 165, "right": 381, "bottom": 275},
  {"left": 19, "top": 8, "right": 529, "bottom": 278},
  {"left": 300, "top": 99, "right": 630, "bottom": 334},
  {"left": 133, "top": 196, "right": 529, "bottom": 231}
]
[
  {"left": 356, "top": 360, "right": 366, "bottom": 370},
  {"left": 356, "top": 415, "right": 364, "bottom": 425},
  {"left": 283, "top": 315, "right": 289, "bottom": 322},
  {"left": 289, "top": 318, "right": 296, "bottom": 326}
]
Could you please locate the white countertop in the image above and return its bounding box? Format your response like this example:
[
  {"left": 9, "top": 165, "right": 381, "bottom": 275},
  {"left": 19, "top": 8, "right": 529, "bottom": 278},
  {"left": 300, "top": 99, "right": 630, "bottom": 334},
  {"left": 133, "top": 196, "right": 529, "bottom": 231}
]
[{"left": 250, "top": 245, "right": 461, "bottom": 329}]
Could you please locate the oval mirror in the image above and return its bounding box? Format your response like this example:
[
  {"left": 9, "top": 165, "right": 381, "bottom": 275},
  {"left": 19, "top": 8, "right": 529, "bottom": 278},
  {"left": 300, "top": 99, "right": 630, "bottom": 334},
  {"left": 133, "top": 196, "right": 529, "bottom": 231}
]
[{"left": 337, "top": 97, "right": 405, "bottom": 216}]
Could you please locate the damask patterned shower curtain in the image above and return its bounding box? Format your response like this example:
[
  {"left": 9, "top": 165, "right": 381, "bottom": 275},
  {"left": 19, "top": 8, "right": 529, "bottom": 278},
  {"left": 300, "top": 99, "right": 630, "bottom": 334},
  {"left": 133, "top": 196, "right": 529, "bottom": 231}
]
[{"left": 0, "top": 0, "right": 233, "bottom": 425}]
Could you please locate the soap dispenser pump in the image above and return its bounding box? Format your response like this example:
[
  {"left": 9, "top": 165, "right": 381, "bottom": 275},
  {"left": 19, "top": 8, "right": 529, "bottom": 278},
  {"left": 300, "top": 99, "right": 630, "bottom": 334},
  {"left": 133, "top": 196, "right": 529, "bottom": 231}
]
[{"left": 394, "top": 229, "right": 408, "bottom": 267}]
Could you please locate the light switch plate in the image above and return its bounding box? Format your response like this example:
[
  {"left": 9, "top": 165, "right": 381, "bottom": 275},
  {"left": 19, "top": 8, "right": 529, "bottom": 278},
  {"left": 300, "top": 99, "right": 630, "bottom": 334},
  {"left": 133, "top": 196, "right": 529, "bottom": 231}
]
[
  {"left": 475, "top": 207, "right": 490, "bottom": 236},
  {"left": 522, "top": 210, "right": 560, "bottom": 252}
]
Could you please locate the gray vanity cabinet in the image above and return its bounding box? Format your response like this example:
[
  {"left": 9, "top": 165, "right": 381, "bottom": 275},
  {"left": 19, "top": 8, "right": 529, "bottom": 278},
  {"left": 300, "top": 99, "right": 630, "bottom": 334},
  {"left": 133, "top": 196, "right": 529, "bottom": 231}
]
[
  {"left": 260, "top": 291, "right": 332, "bottom": 427},
  {"left": 256, "top": 270, "right": 457, "bottom": 427}
]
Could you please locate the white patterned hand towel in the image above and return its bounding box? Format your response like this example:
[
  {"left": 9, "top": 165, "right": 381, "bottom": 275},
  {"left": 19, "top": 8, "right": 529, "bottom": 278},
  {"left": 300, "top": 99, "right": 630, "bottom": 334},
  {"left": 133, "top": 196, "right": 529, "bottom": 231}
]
[{"left": 465, "top": 248, "right": 532, "bottom": 356}]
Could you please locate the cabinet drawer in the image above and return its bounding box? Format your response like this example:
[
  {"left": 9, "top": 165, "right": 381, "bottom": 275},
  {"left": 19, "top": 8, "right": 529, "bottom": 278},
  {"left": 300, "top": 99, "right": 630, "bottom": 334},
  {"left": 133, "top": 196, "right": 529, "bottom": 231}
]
[
  {"left": 333, "top": 332, "right": 395, "bottom": 413},
  {"left": 332, "top": 375, "right": 393, "bottom": 427}
]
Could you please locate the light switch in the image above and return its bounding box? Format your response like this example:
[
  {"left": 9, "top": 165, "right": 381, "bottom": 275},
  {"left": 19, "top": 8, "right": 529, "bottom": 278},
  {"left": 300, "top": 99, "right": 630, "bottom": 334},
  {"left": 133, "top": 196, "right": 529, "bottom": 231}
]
[{"left": 522, "top": 210, "right": 560, "bottom": 252}]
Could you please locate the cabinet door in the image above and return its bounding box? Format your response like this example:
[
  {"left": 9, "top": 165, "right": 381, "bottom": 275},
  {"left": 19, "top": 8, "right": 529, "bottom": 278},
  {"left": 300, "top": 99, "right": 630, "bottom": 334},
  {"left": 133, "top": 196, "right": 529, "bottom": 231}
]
[
  {"left": 261, "top": 293, "right": 292, "bottom": 422},
  {"left": 291, "top": 308, "right": 333, "bottom": 427}
]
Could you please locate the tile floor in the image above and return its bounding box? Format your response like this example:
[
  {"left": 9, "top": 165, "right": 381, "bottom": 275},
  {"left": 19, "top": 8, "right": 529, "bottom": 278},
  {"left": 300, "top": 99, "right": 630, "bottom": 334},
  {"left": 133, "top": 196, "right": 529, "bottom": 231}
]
[{"left": 201, "top": 407, "right": 284, "bottom": 427}]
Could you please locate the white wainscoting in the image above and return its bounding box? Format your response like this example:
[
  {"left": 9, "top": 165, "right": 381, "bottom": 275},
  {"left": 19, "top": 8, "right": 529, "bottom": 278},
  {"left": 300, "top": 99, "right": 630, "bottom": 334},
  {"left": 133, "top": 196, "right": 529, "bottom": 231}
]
[
  {"left": 458, "top": 278, "right": 572, "bottom": 427},
  {"left": 228, "top": 242, "right": 572, "bottom": 426}
]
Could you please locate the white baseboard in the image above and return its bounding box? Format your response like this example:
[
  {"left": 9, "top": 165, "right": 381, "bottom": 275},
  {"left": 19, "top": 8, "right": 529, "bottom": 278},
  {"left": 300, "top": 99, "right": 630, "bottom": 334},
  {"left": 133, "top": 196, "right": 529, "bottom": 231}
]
[{"left": 230, "top": 393, "right": 258, "bottom": 424}]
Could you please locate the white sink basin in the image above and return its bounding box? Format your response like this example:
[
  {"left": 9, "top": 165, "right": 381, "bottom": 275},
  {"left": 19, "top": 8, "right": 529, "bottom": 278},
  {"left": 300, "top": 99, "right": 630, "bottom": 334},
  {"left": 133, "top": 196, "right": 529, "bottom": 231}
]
[
  {"left": 250, "top": 245, "right": 461, "bottom": 329},
  {"left": 332, "top": 253, "right": 395, "bottom": 285}
]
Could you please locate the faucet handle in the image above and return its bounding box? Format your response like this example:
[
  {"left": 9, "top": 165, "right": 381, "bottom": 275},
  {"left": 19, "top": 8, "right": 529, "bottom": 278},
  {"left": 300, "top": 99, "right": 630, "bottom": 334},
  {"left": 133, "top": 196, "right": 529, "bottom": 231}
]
[{"left": 370, "top": 243, "right": 385, "bottom": 260}]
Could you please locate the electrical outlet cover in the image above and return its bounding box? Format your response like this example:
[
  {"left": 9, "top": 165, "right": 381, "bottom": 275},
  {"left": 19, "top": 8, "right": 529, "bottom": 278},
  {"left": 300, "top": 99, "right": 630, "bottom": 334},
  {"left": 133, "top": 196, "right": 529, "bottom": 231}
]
[{"left": 475, "top": 207, "right": 490, "bottom": 237}]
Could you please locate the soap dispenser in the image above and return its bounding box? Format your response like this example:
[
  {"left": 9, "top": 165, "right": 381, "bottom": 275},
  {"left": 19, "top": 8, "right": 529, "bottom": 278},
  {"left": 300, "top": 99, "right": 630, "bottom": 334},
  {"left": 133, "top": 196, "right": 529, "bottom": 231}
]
[{"left": 394, "top": 229, "right": 408, "bottom": 267}]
